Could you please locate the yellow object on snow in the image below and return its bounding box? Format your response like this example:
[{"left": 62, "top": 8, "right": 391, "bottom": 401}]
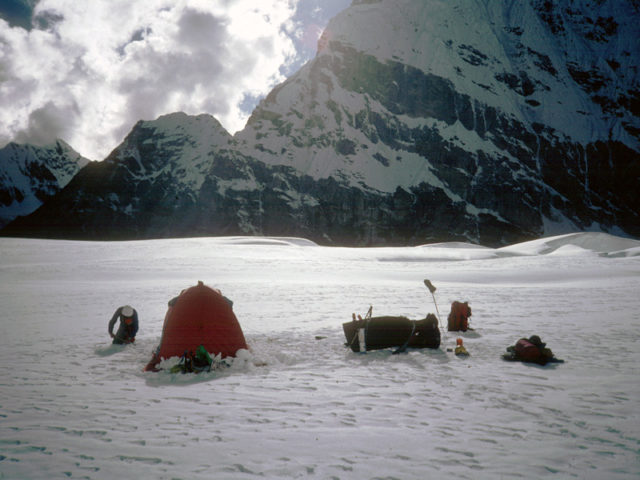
[
  {"left": 455, "top": 338, "right": 469, "bottom": 356},
  {"left": 455, "top": 345, "right": 469, "bottom": 356}
]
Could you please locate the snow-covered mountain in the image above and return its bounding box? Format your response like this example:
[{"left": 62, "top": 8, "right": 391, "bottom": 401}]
[
  {"left": 237, "top": 0, "right": 640, "bottom": 244},
  {"left": 0, "top": 140, "right": 90, "bottom": 228},
  {"left": 2, "top": 0, "right": 639, "bottom": 245}
]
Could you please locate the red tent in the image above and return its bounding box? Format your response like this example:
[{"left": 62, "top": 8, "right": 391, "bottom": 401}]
[{"left": 144, "top": 281, "right": 248, "bottom": 371}]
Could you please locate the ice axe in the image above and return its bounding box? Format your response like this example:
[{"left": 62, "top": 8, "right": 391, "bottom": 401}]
[{"left": 424, "top": 279, "right": 444, "bottom": 329}]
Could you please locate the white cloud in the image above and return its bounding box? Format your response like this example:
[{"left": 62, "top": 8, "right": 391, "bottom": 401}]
[{"left": 0, "top": 0, "right": 306, "bottom": 160}]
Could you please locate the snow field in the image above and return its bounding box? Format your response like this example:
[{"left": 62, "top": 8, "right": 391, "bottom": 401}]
[{"left": 0, "top": 234, "right": 639, "bottom": 479}]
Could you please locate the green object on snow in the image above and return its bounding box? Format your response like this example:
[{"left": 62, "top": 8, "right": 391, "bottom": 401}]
[
  {"left": 195, "top": 345, "right": 212, "bottom": 367},
  {"left": 170, "top": 345, "right": 214, "bottom": 374}
]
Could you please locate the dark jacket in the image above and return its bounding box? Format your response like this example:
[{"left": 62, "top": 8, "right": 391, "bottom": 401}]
[{"left": 108, "top": 306, "right": 139, "bottom": 344}]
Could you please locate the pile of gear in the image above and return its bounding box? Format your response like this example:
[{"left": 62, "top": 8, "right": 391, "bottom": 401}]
[
  {"left": 170, "top": 345, "right": 214, "bottom": 374},
  {"left": 342, "top": 278, "right": 564, "bottom": 366},
  {"left": 502, "top": 335, "right": 563, "bottom": 365}
]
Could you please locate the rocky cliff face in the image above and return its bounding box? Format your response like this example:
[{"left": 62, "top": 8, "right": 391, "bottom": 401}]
[
  {"left": 0, "top": 140, "right": 89, "bottom": 228},
  {"left": 234, "top": 0, "right": 640, "bottom": 245},
  {"left": 2, "top": 0, "right": 639, "bottom": 245}
]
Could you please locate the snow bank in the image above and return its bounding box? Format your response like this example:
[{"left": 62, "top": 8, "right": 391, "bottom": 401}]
[{"left": 498, "top": 232, "right": 640, "bottom": 257}]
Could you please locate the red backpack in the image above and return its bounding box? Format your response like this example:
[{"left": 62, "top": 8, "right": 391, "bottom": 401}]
[
  {"left": 514, "top": 338, "right": 542, "bottom": 362},
  {"left": 447, "top": 301, "right": 471, "bottom": 332}
]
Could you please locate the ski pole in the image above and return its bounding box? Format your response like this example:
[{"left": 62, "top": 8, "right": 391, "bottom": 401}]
[{"left": 424, "top": 279, "right": 444, "bottom": 329}]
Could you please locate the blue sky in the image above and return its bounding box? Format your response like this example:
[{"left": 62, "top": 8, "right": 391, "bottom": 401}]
[{"left": 0, "top": 0, "right": 351, "bottom": 160}]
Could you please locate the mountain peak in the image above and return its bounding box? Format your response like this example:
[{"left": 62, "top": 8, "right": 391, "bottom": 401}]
[{"left": 0, "top": 140, "right": 90, "bottom": 228}]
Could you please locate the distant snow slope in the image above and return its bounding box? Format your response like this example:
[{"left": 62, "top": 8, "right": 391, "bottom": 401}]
[{"left": 499, "top": 231, "right": 640, "bottom": 256}]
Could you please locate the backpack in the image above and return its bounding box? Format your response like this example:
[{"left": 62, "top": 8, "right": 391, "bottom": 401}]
[
  {"left": 514, "top": 338, "right": 542, "bottom": 362},
  {"left": 447, "top": 301, "right": 471, "bottom": 331}
]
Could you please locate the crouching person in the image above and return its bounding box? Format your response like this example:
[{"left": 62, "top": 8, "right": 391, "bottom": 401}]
[{"left": 108, "top": 305, "right": 138, "bottom": 345}]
